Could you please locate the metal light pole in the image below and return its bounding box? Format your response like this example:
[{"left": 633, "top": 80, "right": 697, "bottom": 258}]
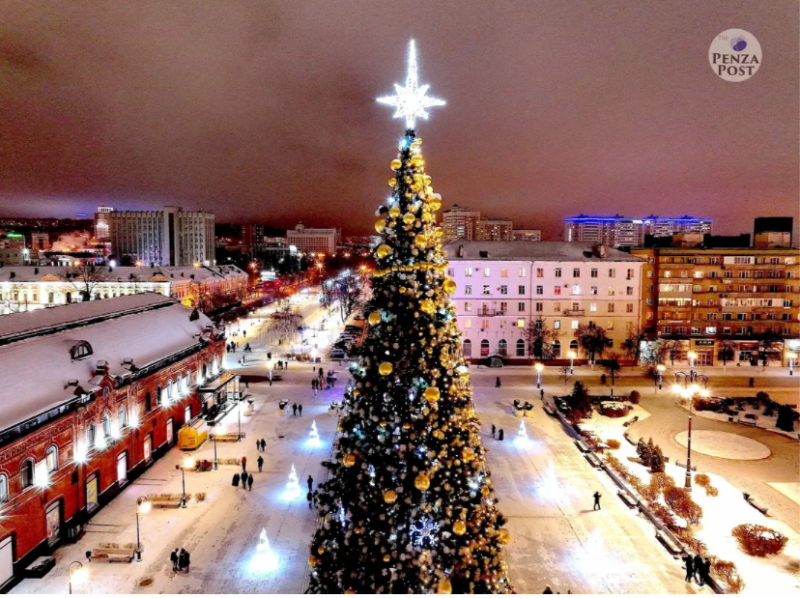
[
  {"left": 656, "top": 364, "right": 665, "bottom": 391},
  {"left": 673, "top": 369, "right": 709, "bottom": 491},
  {"left": 238, "top": 404, "right": 242, "bottom": 442},
  {"left": 788, "top": 352, "right": 796, "bottom": 376},
  {"left": 136, "top": 497, "right": 150, "bottom": 561},
  {"left": 68, "top": 561, "right": 86, "bottom": 594},
  {"left": 568, "top": 351, "right": 576, "bottom": 375},
  {"left": 535, "top": 363, "right": 544, "bottom": 389},
  {"left": 178, "top": 456, "right": 194, "bottom": 508}
]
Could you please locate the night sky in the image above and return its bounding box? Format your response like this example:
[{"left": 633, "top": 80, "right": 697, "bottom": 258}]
[{"left": 0, "top": 1, "right": 796, "bottom": 238}]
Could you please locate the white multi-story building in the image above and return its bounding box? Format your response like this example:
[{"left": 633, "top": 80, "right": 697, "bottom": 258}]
[
  {"left": 286, "top": 223, "right": 339, "bottom": 255},
  {"left": 442, "top": 204, "right": 481, "bottom": 242},
  {"left": 94, "top": 205, "right": 115, "bottom": 240},
  {"left": 445, "top": 241, "right": 645, "bottom": 363},
  {"left": 108, "top": 207, "right": 215, "bottom": 267}
]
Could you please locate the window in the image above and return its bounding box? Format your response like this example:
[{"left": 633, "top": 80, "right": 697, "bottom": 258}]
[
  {"left": 554, "top": 268, "right": 562, "bottom": 278},
  {"left": 500, "top": 285, "right": 508, "bottom": 295},
  {"left": 554, "top": 302, "right": 561, "bottom": 312},
  {"left": 627, "top": 269, "right": 634, "bottom": 279},
  {"left": 463, "top": 339, "right": 472, "bottom": 357},
  {"left": 481, "top": 319, "right": 489, "bottom": 330},
  {"left": 483, "top": 268, "right": 490, "bottom": 277},
  {"left": 626, "top": 287, "right": 634, "bottom": 296},
  {"left": 517, "top": 319, "right": 525, "bottom": 328},
  {"left": 573, "top": 268, "right": 580, "bottom": 278},
  {"left": 518, "top": 302, "right": 525, "bottom": 312},
  {"left": 571, "top": 320, "right": 579, "bottom": 330},
  {"left": 464, "top": 319, "right": 472, "bottom": 328},
  {"left": 518, "top": 267, "right": 526, "bottom": 277},
  {"left": 518, "top": 285, "right": 526, "bottom": 294},
  {"left": 553, "top": 320, "right": 561, "bottom": 330},
  {"left": 590, "top": 286, "right": 598, "bottom": 295},
  {"left": 167, "top": 379, "right": 174, "bottom": 399},
  {"left": 663, "top": 326, "right": 672, "bottom": 334},
  {"left": 464, "top": 302, "right": 472, "bottom": 312},
  {"left": 536, "top": 268, "right": 544, "bottom": 278},
  {"left": 609, "top": 268, "right": 616, "bottom": 278},
  {"left": 554, "top": 287, "right": 561, "bottom": 296},
  {"left": 118, "top": 405, "right": 127, "bottom": 429},
  {"left": 500, "top": 302, "right": 508, "bottom": 312},
  {"left": 607, "top": 287, "right": 615, "bottom": 296},
  {"left": 552, "top": 340, "right": 561, "bottom": 358},
  {"left": 480, "top": 340, "right": 490, "bottom": 356},
  {"left": 464, "top": 285, "right": 472, "bottom": 295},
  {"left": 0, "top": 475, "right": 7, "bottom": 503},
  {"left": 144, "top": 392, "right": 152, "bottom": 413},
  {"left": 156, "top": 385, "right": 163, "bottom": 405},
  {"left": 499, "top": 320, "right": 507, "bottom": 329},
  {"left": 465, "top": 267, "right": 473, "bottom": 277},
  {"left": 590, "top": 303, "right": 597, "bottom": 312},
  {"left": 536, "top": 285, "right": 543, "bottom": 295},
  {"left": 736, "top": 313, "right": 747, "bottom": 321},
  {"left": 646, "top": 311, "right": 654, "bottom": 320},
  {"left": 21, "top": 459, "right": 34, "bottom": 489},
  {"left": 70, "top": 341, "right": 93, "bottom": 360},
  {"left": 46, "top": 446, "right": 58, "bottom": 473},
  {"left": 784, "top": 299, "right": 793, "bottom": 307},
  {"left": 608, "top": 304, "right": 615, "bottom": 313},
  {"left": 572, "top": 285, "right": 581, "bottom": 295},
  {"left": 103, "top": 415, "right": 112, "bottom": 438},
  {"left": 500, "top": 268, "right": 508, "bottom": 278},
  {"left": 482, "top": 285, "right": 490, "bottom": 295},
  {"left": 626, "top": 303, "right": 634, "bottom": 313},
  {"left": 591, "top": 268, "right": 598, "bottom": 278},
  {"left": 87, "top": 423, "right": 96, "bottom": 448},
  {"left": 498, "top": 339, "right": 508, "bottom": 357},
  {"left": 535, "top": 302, "right": 543, "bottom": 312}
]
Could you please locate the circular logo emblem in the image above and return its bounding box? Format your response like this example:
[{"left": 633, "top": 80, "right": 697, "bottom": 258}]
[{"left": 709, "top": 29, "right": 762, "bottom": 82}]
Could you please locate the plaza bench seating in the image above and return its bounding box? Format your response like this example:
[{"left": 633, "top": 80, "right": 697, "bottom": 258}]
[
  {"left": 209, "top": 432, "right": 246, "bottom": 442},
  {"left": 89, "top": 544, "right": 136, "bottom": 563},
  {"left": 618, "top": 489, "right": 639, "bottom": 509},
  {"left": 574, "top": 440, "right": 590, "bottom": 453},
  {"left": 655, "top": 529, "right": 683, "bottom": 556},
  {"left": 146, "top": 493, "right": 183, "bottom": 508},
  {"left": 743, "top": 492, "right": 769, "bottom": 515},
  {"left": 737, "top": 419, "right": 757, "bottom": 427},
  {"left": 584, "top": 452, "right": 602, "bottom": 469}
]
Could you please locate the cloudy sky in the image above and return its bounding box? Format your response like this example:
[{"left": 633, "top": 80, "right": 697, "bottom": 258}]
[{"left": 0, "top": 0, "right": 796, "bottom": 238}]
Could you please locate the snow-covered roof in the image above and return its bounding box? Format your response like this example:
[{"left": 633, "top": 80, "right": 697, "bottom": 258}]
[
  {"left": 0, "top": 296, "right": 216, "bottom": 430},
  {"left": 0, "top": 264, "right": 247, "bottom": 284},
  {"left": 444, "top": 241, "right": 645, "bottom": 263}
]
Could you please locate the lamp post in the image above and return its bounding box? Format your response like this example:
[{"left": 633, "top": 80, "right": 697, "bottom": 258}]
[
  {"left": 69, "top": 561, "right": 86, "bottom": 594},
  {"left": 788, "top": 352, "right": 796, "bottom": 376},
  {"left": 568, "top": 351, "right": 576, "bottom": 375},
  {"left": 688, "top": 350, "right": 698, "bottom": 373},
  {"left": 237, "top": 402, "right": 242, "bottom": 442},
  {"left": 178, "top": 456, "right": 195, "bottom": 507},
  {"left": 135, "top": 497, "right": 150, "bottom": 561},
  {"left": 534, "top": 363, "right": 544, "bottom": 389},
  {"left": 656, "top": 364, "right": 665, "bottom": 391},
  {"left": 673, "top": 370, "right": 709, "bottom": 491}
]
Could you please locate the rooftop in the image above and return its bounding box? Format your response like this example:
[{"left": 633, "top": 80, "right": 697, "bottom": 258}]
[
  {"left": 445, "top": 241, "right": 645, "bottom": 263},
  {"left": 0, "top": 264, "right": 246, "bottom": 284}
]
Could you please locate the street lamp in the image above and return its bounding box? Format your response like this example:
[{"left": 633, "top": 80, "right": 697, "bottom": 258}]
[
  {"left": 687, "top": 350, "right": 698, "bottom": 372},
  {"left": 178, "top": 456, "right": 195, "bottom": 507},
  {"left": 69, "top": 561, "right": 87, "bottom": 594},
  {"left": 673, "top": 369, "right": 709, "bottom": 491},
  {"left": 534, "top": 363, "right": 544, "bottom": 389},
  {"left": 136, "top": 497, "right": 150, "bottom": 561},
  {"left": 656, "top": 364, "right": 665, "bottom": 391},
  {"left": 788, "top": 352, "right": 796, "bottom": 376},
  {"left": 568, "top": 350, "right": 576, "bottom": 375}
]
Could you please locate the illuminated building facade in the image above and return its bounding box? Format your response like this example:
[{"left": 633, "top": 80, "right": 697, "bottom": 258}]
[{"left": 565, "top": 214, "right": 713, "bottom": 248}]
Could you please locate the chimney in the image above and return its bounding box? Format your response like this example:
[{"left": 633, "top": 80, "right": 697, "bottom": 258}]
[{"left": 95, "top": 360, "right": 109, "bottom": 376}]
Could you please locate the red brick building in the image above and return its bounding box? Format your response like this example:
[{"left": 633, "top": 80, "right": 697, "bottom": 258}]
[{"left": 0, "top": 294, "right": 226, "bottom": 588}]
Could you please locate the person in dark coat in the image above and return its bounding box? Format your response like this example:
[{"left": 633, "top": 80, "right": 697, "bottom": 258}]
[
  {"left": 593, "top": 491, "right": 602, "bottom": 510},
  {"left": 257, "top": 455, "right": 264, "bottom": 472},
  {"left": 700, "top": 558, "right": 712, "bottom": 587},
  {"left": 242, "top": 456, "right": 247, "bottom": 472},
  {"left": 491, "top": 424, "right": 496, "bottom": 438},
  {"left": 260, "top": 439, "right": 266, "bottom": 451},
  {"left": 498, "top": 429, "right": 504, "bottom": 441},
  {"left": 692, "top": 554, "right": 703, "bottom": 584},
  {"left": 683, "top": 553, "right": 694, "bottom": 582},
  {"left": 248, "top": 473, "right": 254, "bottom": 491},
  {"left": 179, "top": 549, "right": 190, "bottom": 573},
  {"left": 298, "top": 404, "right": 303, "bottom": 416},
  {"left": 495, "top": 377, "right": 501, "bottom": 387},
  {"left": 256, "top": 439, "right": 261, "bottom": 451},
  {"left": 232, "top": 473, "right": 240, "bottom": 487},
  {"left": 307, "top": 475, "right": 313, "bottom": 492},
  {"left": 307, "top": 491, "right": 314, "bottom": 510},
  {"left": 170, "top": 549, "right": 179, "bottom": 572},
  {"left": 540, "top": 389, "right": 545, "bottom": 400},
  {"left": 292, "top": 403, "right": 297, "bottom": 416}
]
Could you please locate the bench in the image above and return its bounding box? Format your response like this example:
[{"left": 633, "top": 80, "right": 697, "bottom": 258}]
[
  {"left": 209, "top": 432, "right": 245, "bottom": 442},
  {"left": 656, "top": 530, "right": 683, "bottom": 556},
  {"left": 90, "top": 547, "right": 135, "bottom": 563},
  {"left": 618, "top": 489, "right": 639, "bottom": 509},
  {"left": 574, "top": 440, "right": 590, "bottom": 453},
  {"left": 542, "top": 405, "right": 555, "bottom": 417},
  {"left": 584, "top": 452, "right": 602, "bottom": 469},
  {"left": 737, "top": 419, "right": 758, "bottom": 427},
  {"left": 146, "top": 493, "right": 183, "bottom": 509},
  {"left": 743, "top": 492, "right": 769, "bottom": 516}
]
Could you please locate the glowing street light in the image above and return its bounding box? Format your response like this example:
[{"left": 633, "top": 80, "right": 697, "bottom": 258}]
[
  {"left": 534, "top": 363, "right": 544, "bottom": 389},
  {"left": 656, "top": 364, "right": 666, "bottom": 390},
  {"left": 788, "top": 352, "right": 797, "bottom": 376},
  {"left": 568, "top": 350, "right": 576, "bottom": 375},
  {"left": 687, "top": 351, "right": 698, "bottom": 372},
  {"left": 178, "top": 456, "right": 195, "bottom": 507},
  {"left": 672, "top": 368, "right": 709, "bottom": 491},
  {"left": 136, "top": 497, "right": 150, "bottom": 561},
  {"left": 68, "top": 561, "right": 87, "bottom": 594}
]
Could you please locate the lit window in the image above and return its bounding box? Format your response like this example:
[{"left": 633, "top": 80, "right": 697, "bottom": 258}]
[
  {"left": 465, "top": 268, "right": 473, "bottom": 277},
  {"left": 464, "top": 319, "right": 471, "bottom": 329},
  {"left": 482, "top": 285, "right": 491, "bottom": 295},
  {"left": 626, "top": 304, "right": 634, "bottom": 313},
  {"left": 554, "top": 287, "right": 561, "bottom": 295},
  {"left": 518, "top": 268, "right": 526, "bottom": 277},
  {"left": 590, "top": 286, "right": 598, "bottom": 295},
  {"left": 608, "top": 304, "right": 615, "bottom": 313},
  {"left": 571, "top": 320, "right": 579, "bottom": 330},
  {"left": 553, "top": 320, "right": 561, "bottom": 329},
  {"left": 464, "top": 285, "right": 472, "bottom": 295},
  {"left": 0, "top": 475, "right": 7, "bottom": 503},
  {"left": 46, "top": 446, "right": 58, "bottom": 473},
  {"left": 536, "top": 268, "right": 544, "bottom": 278},
  {"left": 572, "top": 285, "right": 581, "bottom": 295},
  {"left": 590, "top": 303, "right": 597, "bottom": 312},
  {"left": 517, "top": 320, "right": 525, "bottom": 329},
  {"left": 483, "top": 268, "right": 490, "bottom": 277},
  {"left": 464, "top": 302, "right": 471, "bottom": 312},
  {"left": 500, "top": 268, "right": 508, "bottom": 278},
  {"left": 609, "top": 269, "right": 616, "bottom": 278}
]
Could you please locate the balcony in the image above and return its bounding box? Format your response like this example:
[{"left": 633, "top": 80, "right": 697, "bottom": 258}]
[
  {"left": 477, "top": 309, "right": 505, "bottom": 317},
  {"left": 563, "top": 309, "right": 585, "bottom": 317}
]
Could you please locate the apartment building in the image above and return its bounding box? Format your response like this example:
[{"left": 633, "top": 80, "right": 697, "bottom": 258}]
[
  {"left": 476, "top": 218, "right": 513, "bottom": 241},
  {"left": 565, "top": 215, "right": 713, "bottom": 248},
  {"left": 632, "top": 246, "right": 800, "bottom": 366},
  {"left": 107, "top": 207, "right": 215, "bottom": 267},
  {"left": 442, "top": 205, "right": 481, "bottom": 242},
  {"left": 512, "top": 228, "right": 542, "bottom": 242},
  {"left": 445, "top": 241, "right": 644, "bottom": 364}
]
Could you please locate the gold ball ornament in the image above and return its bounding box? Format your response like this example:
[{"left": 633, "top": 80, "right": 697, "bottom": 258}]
[
  {"left": 317, "top": 545, "right": 325, "bottom": 555},
  {"left": 415, "top": 474, "right": 431, "bottom": 491},
  {"left": 462, "top": 447, "right": 475, "bottom": 462},
  {"left": 376, "top": 245, "right": 392, "bottom": 259},
  {"left": 388, "top": 178, "right": 396, "bottom": 187},
  {"left": 414, "top": 234, "right": 427, "bottom": 249},
  {"left": 403, "top": 212, "right": 415, "bottom": 225},
  {"left": 498, "top": 528, "right": 511, "bottom": 544},
  {"left": 437, "top": 578, "right": 452, "bottom": 595},
  {"left": 383, "top": 489, "right": 398, "bottom": 504},
  {"left": 420, "top": 299, "right": 435, "bottom": 314},
  {"left": 368, "top": 312, "right": 382, "bottom": 326},
  {"left": 429, "top": 198, "right": 442, "bottom": 211},
  {"left": 308, "top": 555, "right": 318, "bottom": 567},
  {"left": 379, "top": 362, "right": 393, "bottom": 376},
  {"left": 375, "top": 219, "right": 386, "bottom": 233},
  {"left": 390, "top": 159, "right": 402, "bottom": 170},
  {"left": 424, "top": 387, "right": 440, "bottom": 403},
  {"left": 389, "top": 206, "right": 401, "bottom": 218},
  {"left": 345, "top": 590, "right": 356, "bottom": 595},
  {"left": 343, "top": 454, "right": 357, "bottom": 467},
  {"left": 453, "top": 521, "right": 467, "bottom": 536},
  {"left": 443, "top": 279, "right": 457, "bottom": 294}
]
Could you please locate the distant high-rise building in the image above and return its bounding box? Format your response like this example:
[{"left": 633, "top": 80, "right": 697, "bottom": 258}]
[
  {"left": 108, "top": 207, "right": 215, "bottom": 266},
  {"left": 442, "top": 204, "right": 481, "bottom": 242},
  {"left": 94, "top": 205, "right": 115, "bottom": 240},
  {"left": 512, "top": 228, "right": 541, "bottom": 242},
  {"left": 753, "top": 217, "right": 793, "bottom": 248},
  {"left": 565, "top": 214, "right": 713, "bottom": 248},
  {"left": 476, "top": 218, "right": 513, "bottom": 241},
  {"left": 286, "top": 223, "right": 339, "bottom": 255},
  {"left": 31, "top": 232, "right": 50, "bottom": 251}
]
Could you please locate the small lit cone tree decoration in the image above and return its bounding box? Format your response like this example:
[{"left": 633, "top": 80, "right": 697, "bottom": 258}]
[
  {"left": 515, "top": 420, "right": 529, "bottom": 446},
  {"left": 285, "top": 464, "right": 302, "bottom": 500},
  {"left": 308, "top": 40, "right": 513, "bottom": 594},
  {"left": 309, "top": 420, "right": 321, "bottom": 447}
]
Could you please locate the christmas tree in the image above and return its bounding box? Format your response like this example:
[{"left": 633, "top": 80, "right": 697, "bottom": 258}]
[{"left": 308, "top": 40, "right": 513, "bottom": 594}]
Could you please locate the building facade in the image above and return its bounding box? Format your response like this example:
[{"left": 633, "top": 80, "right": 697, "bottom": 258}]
[
  {"left": 632, "top": 246, "right": 800, "bottom": 366},
  {"left": 445, "top": 241, "right": 644, "bottom": 364},
  {"left": 512, "top": 229, "right": 542, "bottom": 242},
  {"left": 108, "top": 207, "right": 215, "bottom": 267},
  {"left": 442, "top": 205, "right": 481, "bottom": 242},
  {"left": 0, "top": 295, "right": 228, "bottom": 589},
  {"left": 286, "top": 223, "right": 339, "bottom": 255},
  {"left": 94, "top": 206, "right": 115, "bottom": 241},
  {"left": 0, "top": 265, "right": 248, "bottom": 315},
  {"left": 753, "top": 217, "right": 794, "bottom": 249},
  {"left": 476, "top": 218, "right": 513, "bottom": 241},
  {"left": 565, "top": 215, "right": 713, "bottom": 248}
]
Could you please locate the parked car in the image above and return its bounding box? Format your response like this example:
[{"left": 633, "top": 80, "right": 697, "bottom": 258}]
[{"left": 330, "top": 349, "right": 346, "bottom": 359}]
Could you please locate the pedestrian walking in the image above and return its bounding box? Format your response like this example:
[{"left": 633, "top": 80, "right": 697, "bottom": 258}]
[
  {"left": 170, "top": 549, "right": 179, "bottom": 572},
  {"left": 245, "top": 380, "right": 249, "bottom": 391},
  {"left": 181, "top": 549, "right": 191, "bottom": 573},
  {"left": 495, "top": 376, "right": 501, "bottom": 388},
  {"left": 242, "top": 456, "right": 247, "bottom": 472},
  {"left": 593, "top": 491, "right": 602, "bottom": 510},
  {"left": 292, "top": 403, "right": 297, "bottom": 416},
  {"left": 256, "top": 439, "right": 261, "bottom": 451},
  {"left": 298, "top": 404, "right": 303, "bottom": 416},
  {"left": 692, "top": 554, "right": 703, "bottom": 584},
  {"left": 700, "top": 558, "right": 711, "bottom": 587},
  {"left": 491, "top": 424, "right": 496, "bottom": 438},
  {"left": 540, "top": 389, "right": 545, "bottom": 400},
  {"left": 268, "top": 352, "right": 272, "bottom": 360},
  {"left": 260, "top": 439, "right": 266, "bottom": 451},
  {"left": 307, "top": 491, "right": 314, "bottom": 510},
  {"left": 498, "top": 429, "right": 504, "bottom": 441},
  {"left": 248, "top": 473, "right": 254, "bottom": 491},
  {"left": 683, "top": 553, "right": 694, "bottom": 583},
  {"left": 232, "top": 473, "right": 240, "bottom": 487},
  {"left": 307, "top": 475, "right": 313, "bottom": 492},
  {"left": 257, "top": 455, "right": 264, "bottom": 472}
]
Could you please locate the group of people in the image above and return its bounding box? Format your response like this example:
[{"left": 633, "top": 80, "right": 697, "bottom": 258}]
[
  {"left": 291, "top": 403, "right": 304, "bottom": 416},
  {"left": 255, "top": 438, "right": 267, "bottom": 452},
  {"left": 169, "top": 548, "right": 191, "bottom": 573},
  {"left": 225, "top": 341, "right": 241, "bottom": 353},
  {"left": 683, "top": 553, "right": 712, "bottom": 587},
  {"left": 490, "top": 424, "right": 505, "bottom": 441}
]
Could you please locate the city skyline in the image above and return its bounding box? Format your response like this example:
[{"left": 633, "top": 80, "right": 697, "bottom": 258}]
[{"left": 0, "top": 1, "right": 796, "bottom": 238}]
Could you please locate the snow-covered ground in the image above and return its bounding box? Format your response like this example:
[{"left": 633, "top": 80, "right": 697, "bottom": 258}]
[
  {"left": 582, "top": 406, "right": 800, "bottom": 595},
  {"left": 689, "top": 403, "right": 800, "bottom": 441}
]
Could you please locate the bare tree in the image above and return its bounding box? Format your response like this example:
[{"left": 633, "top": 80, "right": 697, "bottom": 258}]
[
  {"left": 526, "top": 316, "right": 561, "bottom": 360},
  {"left": 333, "top": 276, "right": 365, "bottom": 324},
  {"left": 622, "top": 325, "right": 652, "bottom": 365},
  {"left": 67, "top": 262, "right": 108, "bottom": 302},
  {"left": 715, "top": 331, "right": 737, "bottom": 366},
  {"left": 574, "top": 324, "right": 608, "bottom": 366},
  {"left": 557, "top": 364, "right": 573, "bottom": 388},
  {"left": 600, "top": 352, "right": 623, "bottom": 396},
  {"left": 270, "top": 305, "right": 303, "bottom": 344}
]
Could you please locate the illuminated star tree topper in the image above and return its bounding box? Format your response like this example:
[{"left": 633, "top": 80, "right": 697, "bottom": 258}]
[{"left": 377, "top": 39, "right": 446, "bottom": 130}]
